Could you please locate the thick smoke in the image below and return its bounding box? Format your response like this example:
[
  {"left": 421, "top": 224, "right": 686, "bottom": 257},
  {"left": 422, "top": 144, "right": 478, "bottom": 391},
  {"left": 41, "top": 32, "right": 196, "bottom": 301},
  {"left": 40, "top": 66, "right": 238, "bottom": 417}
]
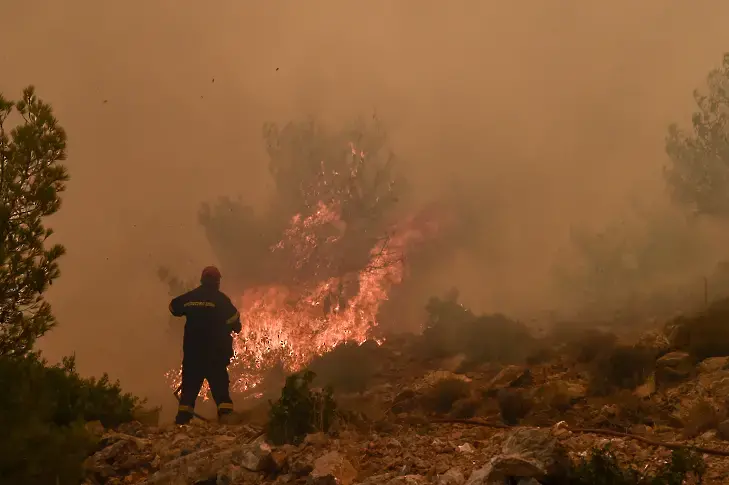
[{"left": 3, "top": 1, "right": 729, "bottom": 407}]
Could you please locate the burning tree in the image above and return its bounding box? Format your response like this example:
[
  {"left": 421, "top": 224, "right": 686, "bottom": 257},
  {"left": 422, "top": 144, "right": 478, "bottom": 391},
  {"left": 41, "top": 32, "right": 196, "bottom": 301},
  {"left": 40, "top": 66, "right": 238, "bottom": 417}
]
[{"left": 162, "top": 117, "right": 440, "bottom": 396}]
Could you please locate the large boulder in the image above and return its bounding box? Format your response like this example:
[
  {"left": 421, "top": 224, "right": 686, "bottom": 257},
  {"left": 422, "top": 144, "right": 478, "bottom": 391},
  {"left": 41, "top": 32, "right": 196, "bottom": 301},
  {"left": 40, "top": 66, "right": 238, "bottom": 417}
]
[
  {"left": 655, "top": 351, "right": 694, "bottom": 388},
  {"left": 465, "top": 428, "right": 569, "bottom": 484},
  {"left": 484, "top": 366, "right": 532, "bottom": 396}
]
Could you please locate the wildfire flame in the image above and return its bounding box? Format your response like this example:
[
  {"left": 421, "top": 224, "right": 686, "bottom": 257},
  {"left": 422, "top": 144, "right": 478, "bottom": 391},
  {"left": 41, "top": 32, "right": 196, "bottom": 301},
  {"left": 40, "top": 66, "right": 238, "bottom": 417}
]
[{"left": 166, "top": 143, "right": 440, "bottom": 399}]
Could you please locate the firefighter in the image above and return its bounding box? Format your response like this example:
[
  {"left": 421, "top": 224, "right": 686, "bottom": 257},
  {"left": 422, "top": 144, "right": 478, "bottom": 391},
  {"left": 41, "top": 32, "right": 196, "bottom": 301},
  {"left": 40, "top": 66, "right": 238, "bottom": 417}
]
[{"left": 169, "top": 266, "right": 242, "bottom": 425}]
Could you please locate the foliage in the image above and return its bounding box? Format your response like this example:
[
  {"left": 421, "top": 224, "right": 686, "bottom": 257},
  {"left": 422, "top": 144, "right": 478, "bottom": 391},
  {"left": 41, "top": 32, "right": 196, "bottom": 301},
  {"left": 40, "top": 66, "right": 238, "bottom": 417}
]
[
  {"left": 569, "top": 445, "right": 705, "bottom": 485},
  {"left": 266, "top": 370, "right": 337, "bottom": 445},
  {"left": 665, "top": 52, "right": 729, "bottom": 218},
  {"left": 0, "top": 352, "right": 141, "bottom": 485},
  {"left": 496, "top": 388, "right": 533, "bottom": 425},
  {"left": 587, "top": 343, "right": 656, "bottom": 396},
  {"left": 307, "top": 341, "right": 384, "bottom": 393},
  {"left": 0, "top": 87, "right": 69, "bottom": 356},
  {"left": 190, "top": 117, "right": 403, "bottom": 292},
  {"left": 553, "top": 203, "right": 708, "bottom": 321},
  {"left": 666, "top": 297, "right": 729, "bottom": 359},
  {"left": 422, "top": 378, "right": 471, "bottom": 415},
  {"left": 420, "top": 290, "right": 536, "bottom": 365}
]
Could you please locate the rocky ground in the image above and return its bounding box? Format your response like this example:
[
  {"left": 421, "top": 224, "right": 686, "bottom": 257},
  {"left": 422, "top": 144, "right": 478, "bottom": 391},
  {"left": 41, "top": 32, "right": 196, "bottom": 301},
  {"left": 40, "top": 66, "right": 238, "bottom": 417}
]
[{"left": 83, "top": 327, "right": 729, "bottom": 484}]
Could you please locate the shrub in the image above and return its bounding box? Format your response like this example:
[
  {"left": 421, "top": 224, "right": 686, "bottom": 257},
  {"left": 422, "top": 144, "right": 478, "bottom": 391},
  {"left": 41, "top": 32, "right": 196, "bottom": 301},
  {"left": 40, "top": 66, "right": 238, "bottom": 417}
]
[
  {"left": 666, "top": 297, "right": 729, "bottom": 360},
  {"left": 266, "top": 370, "right": 337, "bottom": 445},
  {"left": 422, "top": 378, "right": 471, "bottom": 415},
  {"left": 0, "top": 352, "right": 141, "bottom": 485},
  {"left": 588, "top": 344, "right": 655, "bottom": 396},
  {"left": 420, "top": 294, "right": 535, "bottom": 365},
  {"left": 569, "top": 445, "right": 705, "bottom": 485},
  {"left": 497, "top": 388, "right": 533, "bottom": 425},
  {"left": 307, "top": 341, "right": 384, "bottom": 393},
  {"left": 564, "top": 329, "right": 619, "bottom": 364}
]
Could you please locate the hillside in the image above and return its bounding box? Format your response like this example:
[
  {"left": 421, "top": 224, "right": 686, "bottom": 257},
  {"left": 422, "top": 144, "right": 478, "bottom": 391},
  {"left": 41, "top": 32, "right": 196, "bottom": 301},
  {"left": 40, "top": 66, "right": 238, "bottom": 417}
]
[{"left": 81, "top": 301, "right": 729, "bottom": 484}]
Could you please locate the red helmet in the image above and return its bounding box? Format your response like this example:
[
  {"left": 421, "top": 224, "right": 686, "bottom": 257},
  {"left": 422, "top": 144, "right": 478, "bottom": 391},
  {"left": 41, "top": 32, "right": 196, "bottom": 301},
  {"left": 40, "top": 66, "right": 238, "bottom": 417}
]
[{"left": 201, "top": 266, "right": 222, "bottom": 281}]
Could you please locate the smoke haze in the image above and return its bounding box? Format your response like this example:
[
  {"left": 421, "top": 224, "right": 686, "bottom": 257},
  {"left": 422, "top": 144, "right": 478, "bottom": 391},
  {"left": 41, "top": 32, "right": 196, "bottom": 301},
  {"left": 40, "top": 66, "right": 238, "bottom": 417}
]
[{"left": 3, "top": 1, "right": 729, "bottom": 404}]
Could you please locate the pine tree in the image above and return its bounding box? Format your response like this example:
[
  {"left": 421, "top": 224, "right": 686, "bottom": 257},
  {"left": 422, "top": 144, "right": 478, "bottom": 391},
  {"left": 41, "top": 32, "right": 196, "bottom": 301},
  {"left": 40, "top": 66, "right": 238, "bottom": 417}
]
[
  {"left": 0, "top": 86, "right": 69, "bottom": 356},
  {"left": 665, "top": 53, "right": 729, "bottom": 218}
]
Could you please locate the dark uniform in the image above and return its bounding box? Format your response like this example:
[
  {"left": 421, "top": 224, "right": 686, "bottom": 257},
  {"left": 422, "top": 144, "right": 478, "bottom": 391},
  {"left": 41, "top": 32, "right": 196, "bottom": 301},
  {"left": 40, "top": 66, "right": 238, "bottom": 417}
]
[{"left": 169, "top": 266, "right": 242, "bottom": 425}]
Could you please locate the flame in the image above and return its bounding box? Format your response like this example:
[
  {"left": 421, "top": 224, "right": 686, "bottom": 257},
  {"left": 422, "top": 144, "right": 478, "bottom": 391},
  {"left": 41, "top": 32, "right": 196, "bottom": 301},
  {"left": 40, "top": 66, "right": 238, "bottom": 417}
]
[{"left": 166, "top": 143, "right": 440, "bottom": 399}]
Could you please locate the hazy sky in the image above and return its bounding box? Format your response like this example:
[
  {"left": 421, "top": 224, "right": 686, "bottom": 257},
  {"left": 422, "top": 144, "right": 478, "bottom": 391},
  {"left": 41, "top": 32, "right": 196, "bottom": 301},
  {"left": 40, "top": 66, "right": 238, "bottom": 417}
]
[{"left": 3, "top": 1, "right": 729, "bottom": 403}]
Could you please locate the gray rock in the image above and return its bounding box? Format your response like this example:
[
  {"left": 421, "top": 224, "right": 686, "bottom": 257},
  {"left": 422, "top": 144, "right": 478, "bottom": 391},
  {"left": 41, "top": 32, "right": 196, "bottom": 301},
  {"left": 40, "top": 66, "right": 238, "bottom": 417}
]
[
  {"left": 466, "top": 428, "right": 568, "bottom": 484},
  {"left": 235, "top": 441, "right": 273, "bottom": 471},
  {"left": 655, "top": 351, "right": 694, "bottom": 387}
]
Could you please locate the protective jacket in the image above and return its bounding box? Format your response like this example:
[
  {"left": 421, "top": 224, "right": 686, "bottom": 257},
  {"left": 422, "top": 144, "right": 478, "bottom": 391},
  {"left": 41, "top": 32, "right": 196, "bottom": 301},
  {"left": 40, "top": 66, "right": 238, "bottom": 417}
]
[{"left": 169, "top": 285, "right": 242, "bottom": 359}]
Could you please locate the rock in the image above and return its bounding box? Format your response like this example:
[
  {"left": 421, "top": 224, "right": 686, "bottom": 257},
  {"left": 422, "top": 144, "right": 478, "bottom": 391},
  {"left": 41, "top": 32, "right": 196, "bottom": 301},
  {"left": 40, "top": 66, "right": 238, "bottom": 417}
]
[
  {"left": 457, "top": 443, "right": 474, "bottom": 454},
  {"left": 657, "top": 351, "right": 693, "bottom": 370},
  {"left": 308, "top": 451, "right": 357, "bottom": 485},
  {"left": 699, "top": 356, "right": 729, "bottom": 374},
  {"left": 467, "top": 428, "right": 568, "bottom": 484},
  {"left": 438, "top": 468, "right": 465, "bottom": 485},
  {"left": 700, "top": 370, "right": 729, "bottom": 398},
  {"left": 235, "top": 441, "right": 273, "bottom": 472},
  {"left": 655, "top": 351, "right": 694, "bottom": 387},
  {"left": 485, "top": 365, "right": 531, "bottom": 395},
  {"left": 291, "top": 451, "right": 317, "bottom": 477}
]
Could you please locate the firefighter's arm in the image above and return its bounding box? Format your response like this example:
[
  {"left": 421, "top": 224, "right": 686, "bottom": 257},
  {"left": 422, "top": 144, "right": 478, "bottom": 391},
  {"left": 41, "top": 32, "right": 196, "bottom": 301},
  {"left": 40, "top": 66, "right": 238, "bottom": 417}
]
[
  {"left": 169, "top": 296, "right": 185, "bottom": 317},
  {"left": 224, "top": 298, "right": 242, "bottom": 333}
]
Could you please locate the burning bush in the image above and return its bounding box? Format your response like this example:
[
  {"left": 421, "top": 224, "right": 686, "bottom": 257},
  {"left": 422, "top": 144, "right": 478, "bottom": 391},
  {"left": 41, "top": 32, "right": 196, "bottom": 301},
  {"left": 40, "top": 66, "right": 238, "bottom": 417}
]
[
  {"left": 0, "top": 352, "right": 141, "bottom": 485},
  {"left": 420, "top": 291, "right": 536, "bottom": 366},
  {"left": 162, "top": 119, "right": 447, "bottom": 399},
  {"left": 266, "top": 370, "right": 337, "bottom": 446}
]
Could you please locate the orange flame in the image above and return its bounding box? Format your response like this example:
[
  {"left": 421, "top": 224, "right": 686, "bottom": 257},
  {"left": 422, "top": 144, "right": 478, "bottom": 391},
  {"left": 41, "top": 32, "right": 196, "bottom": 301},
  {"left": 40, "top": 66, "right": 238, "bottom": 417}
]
[{"left": 166, "top": 144, "right": 440, "bottom": 399}]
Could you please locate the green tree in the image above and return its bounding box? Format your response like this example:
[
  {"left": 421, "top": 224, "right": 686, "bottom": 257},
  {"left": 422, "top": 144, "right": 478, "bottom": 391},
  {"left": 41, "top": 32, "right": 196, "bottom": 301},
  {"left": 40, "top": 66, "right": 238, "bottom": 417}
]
[
  {"left": 665, "top": 53, "right": 729, "bottom": 217},
  {"left": 0, "top": 86, "right": 69, "bottom": 356}
]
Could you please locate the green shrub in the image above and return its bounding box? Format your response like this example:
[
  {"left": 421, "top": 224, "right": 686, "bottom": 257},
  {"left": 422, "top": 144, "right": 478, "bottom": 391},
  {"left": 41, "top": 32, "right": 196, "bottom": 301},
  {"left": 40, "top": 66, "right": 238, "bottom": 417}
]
[
  {"left": 569, "top": 445, "right": 705, "bottom": 485},
  {"left": 266, "top": 370, "right": 337, "bottom": 445},
  {"left": 0, "top": 352, "right": 141, "bottom": 485}
]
